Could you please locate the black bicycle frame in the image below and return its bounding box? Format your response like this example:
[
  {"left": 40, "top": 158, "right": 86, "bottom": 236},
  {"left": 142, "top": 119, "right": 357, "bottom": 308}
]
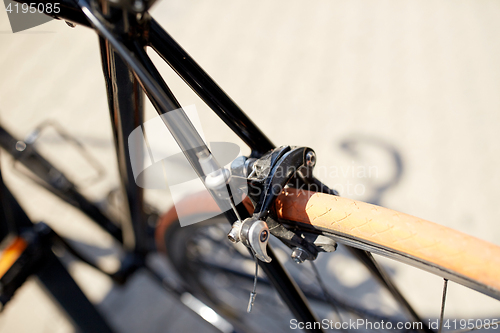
[
  {"left": 5, "top": 1, "right": 429, "bottom": 332},
  {"left": 82, "top": 0, "right": 325, "bottom": 330},
  {"left": 90, "top": 2, "right": 322, "bottom": 330}
]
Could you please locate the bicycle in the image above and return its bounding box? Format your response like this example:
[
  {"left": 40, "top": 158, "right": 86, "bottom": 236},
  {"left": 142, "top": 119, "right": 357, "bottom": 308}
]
[{"left": 1, "top": 1, "right": 500, "bottom": 333}]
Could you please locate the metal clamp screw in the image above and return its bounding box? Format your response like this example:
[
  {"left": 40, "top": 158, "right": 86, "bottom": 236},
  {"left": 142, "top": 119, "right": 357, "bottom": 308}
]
[
  {"left": 227, "top": 221, "right": 241, "bottom": 243},
  {"left": 291, "top": 247, "right": 309, "bottom": 264}
]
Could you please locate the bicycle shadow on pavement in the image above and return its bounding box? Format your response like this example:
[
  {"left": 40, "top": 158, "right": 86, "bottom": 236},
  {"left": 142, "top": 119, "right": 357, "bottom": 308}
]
[{"left": 310, "top": 136, "right": 406, "bottom": 320}]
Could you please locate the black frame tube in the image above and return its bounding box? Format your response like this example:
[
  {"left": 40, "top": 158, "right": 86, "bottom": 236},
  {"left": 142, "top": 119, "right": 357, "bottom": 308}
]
[
  {"left": 83, "top": 3, "right": 322, "bottom": 328},
  {"left": 148, "top": 19, "right": 274, "bottom": 157},
  {"left": 99, "top": 36, "right": 148, "bottom": 253}
]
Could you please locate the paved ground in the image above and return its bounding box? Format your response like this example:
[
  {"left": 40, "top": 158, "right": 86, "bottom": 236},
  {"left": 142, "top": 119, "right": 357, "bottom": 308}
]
[{"left": 1, "top": 0, "right": 500, "bottom": 332}]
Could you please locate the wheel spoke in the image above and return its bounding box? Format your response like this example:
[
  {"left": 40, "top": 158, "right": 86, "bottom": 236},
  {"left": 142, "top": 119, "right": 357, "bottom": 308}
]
[
  {"left": 310, "top": 261, "right": 345, "bottom": 330},
  {"left": 438, "top": 279, "right": 449, "bottom": 333}
]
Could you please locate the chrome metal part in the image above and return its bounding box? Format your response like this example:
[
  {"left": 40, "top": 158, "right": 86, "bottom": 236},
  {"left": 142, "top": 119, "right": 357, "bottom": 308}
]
[
  {"left": 248, "top": 220, "right": 271, "bottom": 263},
  {"left": 312, "top": 235, "right": 337, "bottom": 253},
  {"left": 305, "top": 151, "right": 316, "bottom": 167},
  {"left": 300, "top": 233, "right": 338, "bottom": 253},
  {"left": 227, "top": 220, "right": 241, "bottom": 243},
  {"left": 247, "top": 292, "right": 257, "bottom": 313},
  {"left": 132, "top": 0, "right": 144, "bottom": 12},
  {"left": 15, "top": 141, "right": 26, "bottom": 152},
  {"left": 247, "top": 254, "right": 259, "bottom": 313},
  {"left": 239, "top": 217, "right": 272, "bottom": 263},
  {"left": 291, "top": 247, "right": 309, "bottom": 264}
]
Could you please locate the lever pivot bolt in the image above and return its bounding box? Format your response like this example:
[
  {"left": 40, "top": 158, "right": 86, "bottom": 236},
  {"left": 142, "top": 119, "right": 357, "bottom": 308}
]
[
  {"left": 305, "top": 151, "right": 316, "bottom": 167},
  {"left": 259, "top": 230, "right": 268, "bottom": 242}
]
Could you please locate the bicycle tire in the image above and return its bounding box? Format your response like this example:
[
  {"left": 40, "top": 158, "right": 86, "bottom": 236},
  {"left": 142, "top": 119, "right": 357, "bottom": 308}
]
[
  {"left": 157, "top": 188, "right": 500, "bottom": 302},
  {"left": 275, "top": 188, "right": 500, "bottom": 301}
]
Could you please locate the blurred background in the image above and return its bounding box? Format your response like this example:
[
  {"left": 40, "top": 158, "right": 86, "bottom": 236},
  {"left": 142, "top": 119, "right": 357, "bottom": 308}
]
[{"left": 1, "top": 0, "right": 500, "bottom": 332}]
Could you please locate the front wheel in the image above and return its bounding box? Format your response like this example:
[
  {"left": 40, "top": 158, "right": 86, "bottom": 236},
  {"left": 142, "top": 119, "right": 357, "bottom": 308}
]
[{"left": 156, "top": 189, "right": 500, "bottom": 332}]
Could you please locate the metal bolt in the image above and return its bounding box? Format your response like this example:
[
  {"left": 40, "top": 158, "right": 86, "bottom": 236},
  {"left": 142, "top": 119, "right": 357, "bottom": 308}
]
[
  {"left": 291, "top": 247, "right": 308, "bottom": 264},
  {"left": 133, "top": 0, "right": 144, "bottom": 12},
  {"left": 227, "top": 231, "right": 238, "bottom": 243},
  {"left": 259, "top": 230, "right": 268, "bottom": 242},
  {"left": 305, "top": 151, "right": 316, "bottom": 167},
  {"left": 227, "top": 221, "right": 241, "bottom": 243},
  {"left": 15, "top": 141, "right": 26, "bottom": 152}
]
